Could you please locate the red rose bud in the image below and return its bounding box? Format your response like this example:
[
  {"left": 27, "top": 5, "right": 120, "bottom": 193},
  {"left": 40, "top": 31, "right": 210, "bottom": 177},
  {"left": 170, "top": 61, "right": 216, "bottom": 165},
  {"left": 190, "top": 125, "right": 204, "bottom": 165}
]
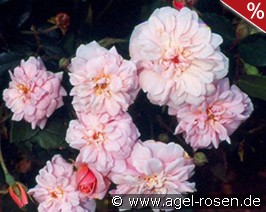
[
  {"left": 76, "top": 165, "right": 97, "bottom": 195},
  {"left": 173, "top": 0, "right": 185, "bottom": 10},
  {"left": 9, "top": 182, "right": 28, "bottom": 208},
  {"left": 48, "top": 13, "right": 70, "bottom": 34}
]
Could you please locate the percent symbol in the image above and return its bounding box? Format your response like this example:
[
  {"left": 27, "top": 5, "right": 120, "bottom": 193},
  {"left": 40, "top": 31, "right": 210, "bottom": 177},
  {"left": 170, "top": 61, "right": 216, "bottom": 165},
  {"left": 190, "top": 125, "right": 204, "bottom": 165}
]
[{"left": 247, "top": 2, "right": 264, "bottom": 19}]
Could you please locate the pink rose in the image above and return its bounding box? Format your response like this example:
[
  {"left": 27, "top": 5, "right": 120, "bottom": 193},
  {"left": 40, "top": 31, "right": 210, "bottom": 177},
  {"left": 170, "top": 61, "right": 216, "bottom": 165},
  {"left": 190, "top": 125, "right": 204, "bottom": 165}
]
[
  {"left": 129, "top": 7, "right": 228, "bottom": 107},
  {"left": 66, "top": 112, "right": 139, "bottom": 173},
  {"left": 76, "top": 164, "right": 97, "bottom": 195},
  {"left": 69, "top": 41, "right": 139, "bottom": 116},
  {"left": 3, "top": 57, "right": 67, "bottom": 129},
  {"left": 109, "top": 140, "right": 195, "bottom": 195},
  {"left": 171, "top": 78, "right": 253, "bottom": 150},
  {"left": 75, "top": 162, "right": 110, "bottom": 200}
]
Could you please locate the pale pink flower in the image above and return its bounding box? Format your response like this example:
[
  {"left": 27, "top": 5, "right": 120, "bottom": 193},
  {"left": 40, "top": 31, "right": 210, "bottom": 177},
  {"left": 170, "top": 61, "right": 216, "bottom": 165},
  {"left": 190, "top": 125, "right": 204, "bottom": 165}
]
[
  {"left": 3, "top": 57, "right": 67, "bottom": 129},
  {"left": 130, "top": 7, "right": 228, "bottom": 106},
  {"left": 28, "top": 155, "right": 96, "bottom": 212},
  {"left": 75, "top": 162, "right": 111, "bottom": 200},
  {"left": 109, "top": 140, "right": 195, "bottom": 195},
  {"left": 69, "top": 41, "right": 139, "bottom": 116},
  {"left": 172, "top": 78, "right": 253, "bottom": 150},
  {"left": 66, "top": 112, "right": 139, "bottom": 173}
]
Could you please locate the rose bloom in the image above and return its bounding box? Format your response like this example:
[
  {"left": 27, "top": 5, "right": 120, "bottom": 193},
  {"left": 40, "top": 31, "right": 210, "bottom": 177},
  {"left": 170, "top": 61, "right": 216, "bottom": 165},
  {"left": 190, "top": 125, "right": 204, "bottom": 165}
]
[
  {"left": 28, "top": 155, "right": 95, "bottom": 212},
  {"left": 66, "top": 112, "right": 139, "bottom": 173},
  {"left": 109, "top": 140, "right": 195, "bottom": 195},
  {"left": 130, "top": 7, "right": 228, "bottom": 107},
  {"left": 75, "top": 162, "right": 110, "bottom": 199},
  {"left": 3, "top": 57, "right": 67, "bottom": 129},
  {"left": 171, "top": 78, "right": 253, "bottom": 150},
  {"left": 69, "top": 41, "right": 139, "bottom": 116}
]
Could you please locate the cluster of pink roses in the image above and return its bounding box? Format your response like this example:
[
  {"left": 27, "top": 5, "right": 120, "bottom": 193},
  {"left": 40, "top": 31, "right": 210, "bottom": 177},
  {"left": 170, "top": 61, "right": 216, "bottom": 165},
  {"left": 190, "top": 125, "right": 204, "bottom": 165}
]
[
  {"left": 130, "top": 6, "right": 253, "bottom": 150},
  {"left": 26, "top": 39, "right": 196, "bottom": 211},
  {"left": 3, "top": 6, "right": 254, "bottom": 212}
]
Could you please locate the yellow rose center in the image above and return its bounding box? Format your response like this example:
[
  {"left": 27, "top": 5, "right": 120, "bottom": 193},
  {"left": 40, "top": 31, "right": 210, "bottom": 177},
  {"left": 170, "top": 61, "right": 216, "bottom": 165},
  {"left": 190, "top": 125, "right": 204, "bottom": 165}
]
[
  {"left": 50, "top": 187, "right": 64, "bottom": 199},
  {"left": 17, "top": 84, "right": 29, "bottom": 94},
  {"left": 94, "top": 75, "right": 110, "bottom": 96}
]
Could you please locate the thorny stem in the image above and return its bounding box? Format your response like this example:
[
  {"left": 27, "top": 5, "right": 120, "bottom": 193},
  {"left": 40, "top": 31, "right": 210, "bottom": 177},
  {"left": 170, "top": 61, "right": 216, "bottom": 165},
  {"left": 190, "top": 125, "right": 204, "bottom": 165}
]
[
  {"left": 21, "top": 25, "right": 58, "bottom": 35},
  {"left": 156, "top": 115, "right": 174, "bottom": 134},
  {"left": 21, "top": 25, "right": 59, "bottom": 55},
  {"left": 31, "top": 26, "right": 42, "bottom": 56},
  {"left": 0, "top": 136, "right": 15, "bottom": 186},
  {"left": 229, "top": 39, "right": 240, "bottom": 52}
]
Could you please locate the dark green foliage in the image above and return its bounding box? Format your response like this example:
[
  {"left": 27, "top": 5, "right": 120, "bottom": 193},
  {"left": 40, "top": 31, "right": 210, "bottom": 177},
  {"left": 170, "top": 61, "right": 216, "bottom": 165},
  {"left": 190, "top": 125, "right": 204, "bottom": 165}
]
[
  {"left": 237, "top": 75, "right": 266, "bottom": 101},
  {"left": 11, "top": 108, "right": 69, "bottom": 150},
  {"left": 238, "top": 33, "right": 266, "bottom": 67}
]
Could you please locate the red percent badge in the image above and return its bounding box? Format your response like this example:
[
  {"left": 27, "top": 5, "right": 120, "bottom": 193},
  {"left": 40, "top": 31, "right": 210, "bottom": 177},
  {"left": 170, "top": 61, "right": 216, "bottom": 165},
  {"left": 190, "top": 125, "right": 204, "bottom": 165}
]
[{"left": 221, "top": 0, "right": 266, "bottom": 33}]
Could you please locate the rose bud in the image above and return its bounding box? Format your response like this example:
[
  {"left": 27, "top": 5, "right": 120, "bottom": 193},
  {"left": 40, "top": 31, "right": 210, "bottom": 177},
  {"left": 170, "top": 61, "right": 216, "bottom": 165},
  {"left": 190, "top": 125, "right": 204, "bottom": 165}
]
[
  {"left": 76, "top": 165, "right": 97, "bottom": 195},
  {"left": 173, "top": 0, "right": 185, "bottom": 10},
  {"left": 48, "top": 13, "right": 70, "bottom": 34},
  {"left": 9, "top": 182, "right": 28, "bottom": 208}
]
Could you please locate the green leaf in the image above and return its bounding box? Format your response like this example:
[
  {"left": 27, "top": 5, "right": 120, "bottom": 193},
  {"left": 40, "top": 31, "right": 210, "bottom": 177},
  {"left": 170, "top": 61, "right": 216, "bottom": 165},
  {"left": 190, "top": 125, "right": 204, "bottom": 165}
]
[
  {"left": 0, "top": 52, "right": 24, "bottom": 76},
  {"left": 201, "top": 13, "right": 236, "bottom": 49},
  {"left": 238, "top": 33, "right": 266, "bottom": 67},
  {"left": 10, "top": 121, "right": 39, "bottom": 144},
  {"left": 11, "top": 110, "right": 69, "bottom": 150},
  {"left": 237, "top": 75, "right": 266, "bottom": 101},
  {"left": 31, "top": 114, "right": 68, "bottom": 149}
]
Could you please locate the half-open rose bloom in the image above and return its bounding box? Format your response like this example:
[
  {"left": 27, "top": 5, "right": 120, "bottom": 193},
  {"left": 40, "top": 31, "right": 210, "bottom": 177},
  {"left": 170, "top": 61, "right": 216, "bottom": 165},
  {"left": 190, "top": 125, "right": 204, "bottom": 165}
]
[
  {"left": 130, "top": 7, "right": 228, "bottom": 107},
  {"left": 3, "top": 57, "right": 67, "bottom": 129},
  {"left": 75, "top": 162, "right": 110, "bottom": 199},
  {"left": 28, "top": 155, "right": 95, "bottom": 212},
  {"left": 109, "top": 140, "right": 195, "bottom": 195},
  {"left": 66, "top": 112, "right": 139, "bottom": 173},
  {"left": 172, "top": 78, "right": 253, "bottom": 150},
  {"left": 69, "top": 41, "right": 139, "bottom": 116}
]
